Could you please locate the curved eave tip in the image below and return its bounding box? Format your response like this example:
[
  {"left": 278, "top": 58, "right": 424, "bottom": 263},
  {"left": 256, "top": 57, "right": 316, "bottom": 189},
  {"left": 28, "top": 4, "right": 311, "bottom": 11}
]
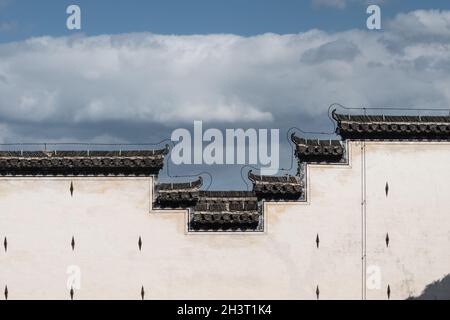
[
  {"left": 247, "top": 169, "right": 256, "bottom": 182},
  {"left": 163, "top": 144, "right": 171, "bottom": 155},
  {"left": 331, "top": 108, "right": 339, "bottom": 121},
  {"left": 196, "top": 175, "right": 204, "bottom": 188},
  {"left": 290, "top": 132, "right": 301, "bottom": 144}
]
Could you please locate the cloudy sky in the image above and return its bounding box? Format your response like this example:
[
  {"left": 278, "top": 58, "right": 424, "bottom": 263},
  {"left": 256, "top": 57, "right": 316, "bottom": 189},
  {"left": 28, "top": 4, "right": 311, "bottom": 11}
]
[{"left": 1, "top": 0, "right": 450, "bottom": 189}]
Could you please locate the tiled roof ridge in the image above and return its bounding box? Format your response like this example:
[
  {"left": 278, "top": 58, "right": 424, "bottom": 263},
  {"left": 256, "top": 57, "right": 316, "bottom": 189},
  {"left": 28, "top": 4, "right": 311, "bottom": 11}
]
[
  {"left": 332, "top": 109, "right": 450, "bottom": 139},
  {"left": 247, "top": 170, "right": 302, "bottom": 201},
  {"left": 155, "top": 174, "right": 303, "bottom": 231},
  {"left": 248, "top": 170, "right": 300, "bottom": 184},
  {"left": 192, "top": 191, "right": 259, "bottom": 230},
  {"left": 290, "top": 133, "right": 342, "bottom": 146},
  {"left": 332, "top": 111, "right": 450, "bottom": 124},
  {"left": 291, "top": 133, "right": 344, "bottom": 163},
  {"left": 0, "top": 148, "right": 169, "bottom": 158},
  {"left": 0, "top": 147, "right": 168, "bottom": 177},
  {"left": 198, "top": 190, "right": 256, "bottom": 198},
  {"left": 156, "top": 176, "right": 203, "bottom": 191}
]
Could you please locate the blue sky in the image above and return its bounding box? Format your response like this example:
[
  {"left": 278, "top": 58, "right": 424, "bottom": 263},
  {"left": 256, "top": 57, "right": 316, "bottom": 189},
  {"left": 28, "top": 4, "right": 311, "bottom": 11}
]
[
  {"left": 1, "top": 1, "right": 450, "bottom": 189},
  {"left": 1, "top": 0, "right": 450, "bottom": 42}
]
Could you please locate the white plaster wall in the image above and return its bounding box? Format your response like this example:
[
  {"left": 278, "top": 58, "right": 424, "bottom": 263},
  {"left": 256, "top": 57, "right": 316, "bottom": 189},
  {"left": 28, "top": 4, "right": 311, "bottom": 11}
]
[
  {"left": 0, "top": 141, "right": 449, "bottom": 300},
  {"left": 364, "top": 142, "right": 450, "bottom": 299}
]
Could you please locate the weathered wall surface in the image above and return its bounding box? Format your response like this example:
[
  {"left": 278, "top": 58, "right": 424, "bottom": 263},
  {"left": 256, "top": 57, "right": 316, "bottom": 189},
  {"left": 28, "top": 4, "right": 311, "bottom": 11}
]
[{"left": 0, "top": 141, "right": 449, "bottom": 300}]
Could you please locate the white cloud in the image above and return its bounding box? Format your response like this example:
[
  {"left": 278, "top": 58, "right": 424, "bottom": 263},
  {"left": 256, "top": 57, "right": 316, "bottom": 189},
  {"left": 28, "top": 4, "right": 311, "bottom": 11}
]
[
  {"left": 301, "top": 39, "right": 360, "bottom": 63},
  {"left": 387, "top": 9, "right": 450, "bottom": 43},
  {"left": 0, "top": 33, "right": 280, "bottom": 126},
  {"left": 0, "top": 10, "right": 450, "bottom": 144}
]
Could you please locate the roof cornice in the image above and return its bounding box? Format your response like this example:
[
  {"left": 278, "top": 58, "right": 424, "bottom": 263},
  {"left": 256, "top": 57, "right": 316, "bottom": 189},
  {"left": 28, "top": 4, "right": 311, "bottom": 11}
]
[{"left": 0, "top": 147, "right": 169, "bottom": 177}]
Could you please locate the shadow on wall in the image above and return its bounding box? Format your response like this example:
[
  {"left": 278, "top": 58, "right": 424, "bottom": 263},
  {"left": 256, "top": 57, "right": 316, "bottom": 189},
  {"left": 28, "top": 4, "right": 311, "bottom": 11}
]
[{"left": 409, "top": 274, "right": 450, "bottom": 300}]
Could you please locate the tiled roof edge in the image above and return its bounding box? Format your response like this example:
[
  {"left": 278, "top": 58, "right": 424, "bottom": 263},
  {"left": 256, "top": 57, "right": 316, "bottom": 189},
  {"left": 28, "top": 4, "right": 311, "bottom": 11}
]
[
  {"left": 156, "top": 176, "right": 203, "bottom": 191},
  {"left": 291, "top": 133, "right": 344, "bottom": 163},
  {"left": 0, "top": 146, "right": 170, "bottom": 158},
  {"left": 332, "top": 109, "right": 450, "bottom": 140}
]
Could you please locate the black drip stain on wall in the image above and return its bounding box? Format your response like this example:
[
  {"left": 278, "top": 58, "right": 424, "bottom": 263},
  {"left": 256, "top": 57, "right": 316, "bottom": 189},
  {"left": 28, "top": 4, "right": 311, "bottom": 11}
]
[{"left": 408, "top": 274, "right": 450, "bottom": 300}]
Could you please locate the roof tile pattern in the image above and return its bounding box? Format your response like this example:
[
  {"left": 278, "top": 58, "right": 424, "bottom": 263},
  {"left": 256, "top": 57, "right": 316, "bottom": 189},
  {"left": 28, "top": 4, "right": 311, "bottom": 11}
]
[
  {"left": 248, "top": 171, "right": 302, "bottom": 200},
  {"left": 154, "top": 182, "right": 260, "bottom": 231},
  {"left": 0, "top": 149, "right": 168, "bottom": 176},
  {"left": 192, "top": 191, "right": 259, "bottom": 230},
  {"left": 155, "top": 177, "right": 202, "bottom": 207},
  {"left": 332, "top": 111, "right": 450, "bottom": 139},
  {"left": 291, "top": 134, "right": 344, "bottom": 163}
]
